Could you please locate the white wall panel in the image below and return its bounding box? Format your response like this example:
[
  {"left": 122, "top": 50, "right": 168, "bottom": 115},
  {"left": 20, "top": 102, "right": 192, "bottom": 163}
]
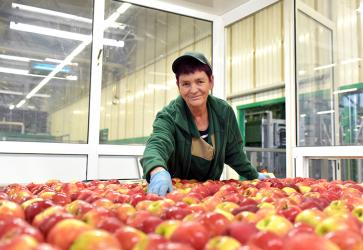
[
  {"left": 98, "top": 156, "right": 141, "bottom": 179},
  {"left": 0, "top": 154, "right": 87, "bottom": 184}
]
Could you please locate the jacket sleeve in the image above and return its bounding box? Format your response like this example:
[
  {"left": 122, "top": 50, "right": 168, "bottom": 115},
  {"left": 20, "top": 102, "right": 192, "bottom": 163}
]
[
  {"left": 140, "top": 110, "right": 175, "bottom": 182},
  {"left": 224, "top": 107, "right": 259, "bottom": 180}
]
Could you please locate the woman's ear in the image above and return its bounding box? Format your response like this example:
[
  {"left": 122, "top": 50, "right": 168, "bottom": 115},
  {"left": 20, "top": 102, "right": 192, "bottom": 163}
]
[{"left": 210, "top": 75, "right": 214, "bottom": 90}]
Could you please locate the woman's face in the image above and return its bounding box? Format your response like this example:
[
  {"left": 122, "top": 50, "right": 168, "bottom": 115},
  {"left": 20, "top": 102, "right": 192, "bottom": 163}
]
[{"left": 177, "top": 70, "right": 213, "bottom": 110}]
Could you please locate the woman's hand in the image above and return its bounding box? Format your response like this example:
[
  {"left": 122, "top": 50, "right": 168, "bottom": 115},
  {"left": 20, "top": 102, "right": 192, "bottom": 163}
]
[{"left": 148, "top": 167, "right": 173, "bottom": 196}]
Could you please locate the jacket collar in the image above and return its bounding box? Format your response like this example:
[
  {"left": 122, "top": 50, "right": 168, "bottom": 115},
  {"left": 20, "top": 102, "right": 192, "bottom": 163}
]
[{"left": 175, "top": 95, "right": 226, "bottom": 135}]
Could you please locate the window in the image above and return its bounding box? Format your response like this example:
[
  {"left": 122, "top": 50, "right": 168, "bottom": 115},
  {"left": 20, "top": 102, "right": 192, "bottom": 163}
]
[
  {"left": 99, "top": 1, "right": 212, "bottom": 144},
  {"left": 0, "top": 0, "right": 93, "bottom": 143}
]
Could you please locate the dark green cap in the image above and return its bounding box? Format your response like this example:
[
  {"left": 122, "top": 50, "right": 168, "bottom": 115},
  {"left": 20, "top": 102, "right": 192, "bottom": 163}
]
[{"left": 172, "top": 52, "right": 212, "bottom": 73}]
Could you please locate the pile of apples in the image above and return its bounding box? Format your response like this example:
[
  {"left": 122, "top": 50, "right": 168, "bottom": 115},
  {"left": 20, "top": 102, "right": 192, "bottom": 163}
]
[{"left": 1, "top": 177, "right": 363, "bottom": 250}]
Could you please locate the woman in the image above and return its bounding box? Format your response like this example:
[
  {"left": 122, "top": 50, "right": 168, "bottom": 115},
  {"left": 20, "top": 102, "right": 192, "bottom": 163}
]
[{"left": 141, "top": 52, "right": 268, "bottom": 196}]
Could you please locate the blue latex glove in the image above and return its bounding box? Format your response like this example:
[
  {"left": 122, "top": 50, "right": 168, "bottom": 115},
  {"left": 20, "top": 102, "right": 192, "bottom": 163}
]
[
  {"left": 148, "top": 169, "right": 173, "bottom": 196},
  {"left": 258, "top": 172, "right": 270, "bottom": 180}
]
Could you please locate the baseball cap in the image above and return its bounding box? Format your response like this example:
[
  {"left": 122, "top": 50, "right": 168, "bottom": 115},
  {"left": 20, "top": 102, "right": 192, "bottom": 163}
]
[{"left": 172, "top": 52, "right": 212, "bottom": 73}]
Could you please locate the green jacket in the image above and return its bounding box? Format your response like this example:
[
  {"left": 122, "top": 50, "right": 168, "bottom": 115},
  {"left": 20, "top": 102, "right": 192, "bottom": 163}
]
[{"left": 141, "top": 95, "right": 258, "bottom": 182}]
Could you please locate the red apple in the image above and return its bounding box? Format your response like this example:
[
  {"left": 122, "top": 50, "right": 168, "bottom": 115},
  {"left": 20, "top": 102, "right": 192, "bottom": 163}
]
[
  {"left": 113, "top": 203, "right": 136, "bottom": 223},
  {"left": 114, "top": 225, "right": 146, "bottom": 250},
  {"left": 70, "top": 229, "right": 121, "bottom": 250},
  {"left": 132, "top": 233, "right": 168, "bottom": 250},
  {"left": 47, "top": 218, "right": 92, "bottom": 249},
  {"left": 0, "top": 234, "right": 39, "bottom": 250},
  {"left": 283, "top": 233, "right": 340, "bottom": 250},
  {"left": 248, "top": 231, "right": 283, "bottom": 250},
  {"left": 170, "top": 221, "right": 209, "bottom": 250},
  {"left": 324, "top": 229, "right": 363, "bottom": 250},
  {"left": 198, "top": 211, "right": 230, "bottom": 237},
  {"left": 0, "top": 199, "right": 25, "bottom": 219},
  {"left": 226, "top": 222, "right": 258, "bottom": 245},
  {"left": 22, "top": 198, "right": 54, "bottom": 223},
  {"left": 154, "top": 220, "right": 182, "bottom": 239},
  {"left": 65, "top": 200, "right": 94, "bottom": 219}
]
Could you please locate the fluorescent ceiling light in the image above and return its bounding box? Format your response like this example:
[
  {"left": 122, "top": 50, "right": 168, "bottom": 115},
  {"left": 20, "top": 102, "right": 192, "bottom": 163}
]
[
  {"left": 10, "top": 22, "right": 125, "bottom": 48},
  {"left": 0, "top": 66, "right": 77, "bottom": 81},
  {"left": 0, "top": 89, "right": 50, "bottom": 98},
  {"left": 300, "top": 114, "right": 306, "bottom": 117},
  {"left": 16, "top": 99, "right": 26, "bottom": 108},
  {"left": 12, "top": 3, "right": 126, "bottom": 29},
  {"left": 0, "top": 54, "right": 41, "bottom": 62},
  {"left": 15, "top": 2, "right": 131, "bottom": 108},
  {"left": 10, "top": 22, "right": 88, "bottom": 41},
  {"left": 9, "top": 104, "right": 15, "bottom": 110},
  {"left": 12, "top": 3, "right": 92, "bottom": 23},
  {"left": 340, "top": 58, "right": 362, "bottom": 65},
  {"left": 333, "top": 88, "right": 358, "bottom": 95},
  {"left": 317, "top": 110, "right": 335, "bottom": 115},
  {"left": 45, "top": 58, "right": 78, "bottom": 66},
  {"left": 314, "top": 64, "right": 335, "bottom": 71}
]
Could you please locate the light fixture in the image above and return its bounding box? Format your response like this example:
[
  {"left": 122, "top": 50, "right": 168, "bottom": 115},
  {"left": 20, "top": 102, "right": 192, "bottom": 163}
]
[
  {"left": 15, "top": 2, "right": 131, "bottom": 108},
  {"left": 9, "top": 104, "right": 15, "bottom": 110},
  {"left": 333, "top": 88, "right": 357, "bottom": 95},
  {"left": 10, "top": 22, "right": 125, "bottom": 48},
  {"left": 12, "top": 2, "right": 128, "bottom": 29},
  {"left": 0, "top": 54, "right": 41, "bottom": 62},
  {"left": 340, "top": 58, "right": 362, "bottom": 65},
  {"left": 313, "top": 64, "right": 335, "bottom": 71},
  {"left": 0, "top": 90, "right": 50, "bottom": 98},
  {"left": 12, "top": 3, "right": 92, "bottom": 23},
  {"left": 316, "top": 110, "right": 335, "bottom": 115},
  {"left": 0, "top": 66, "right": 77, "bottom": 81}
]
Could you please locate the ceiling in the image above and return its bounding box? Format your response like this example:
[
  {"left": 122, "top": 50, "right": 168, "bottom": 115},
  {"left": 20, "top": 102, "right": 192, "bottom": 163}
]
[{"left": 157, "top": 0, "right": 250, "bottom": 15}]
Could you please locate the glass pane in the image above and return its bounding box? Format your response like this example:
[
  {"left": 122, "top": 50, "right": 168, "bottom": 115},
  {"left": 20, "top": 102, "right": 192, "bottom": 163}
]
[
  {"left": 341, "top": 159, "right": 363, "bottom": 182},
  {"left": 246, "top": 150, "right": 286, "bottom": 178},
  {"left": 296, "top": 11, "right": 334, "bottom": 146},
  {"left": 100, "top": 1, "right": 212, "bottom": 144},
  {"left": 0, "top": 0, "right": 93, "bottom": 143},
  {"left": 308, "top": 159, "right": 335, "bottom": 180}
]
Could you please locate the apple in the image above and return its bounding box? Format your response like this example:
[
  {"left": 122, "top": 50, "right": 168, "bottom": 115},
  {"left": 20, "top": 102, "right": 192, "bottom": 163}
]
[
  {"left": 295, "top": 208, "right": 326, "bottom": 227},
  {"left": 0, "top": 234, "right": 39, "bottom": 250},
  {"left": 112, "top": 203, "right": 136, "bottom": 223},
  {"left": 204, "top": 236, "right": 241, "bottom": 250},
  {"left": 91, "top": 198, "right": 114, "bottom": 209},
  {"left": 47, "top": 218, "right": 92, "bottom": 249},
  {"left": 82, "top": 207, "right": 117, "bottom": 227},
  {"left": 234, "top": 211, "right": 258, "bottom": 223},
  {"left": 70, "top": 229, "right": 121, "bottom": 250},
  {"left": 154, "top": 220, "right": 181, "bottom": 239},
  {"left": 286, "top": 222, "right": 314, "bottom": 237},
  {"left": 276, "top": 205, "right": 302, "bottom": 222},
  {"left": 315, "top": 215, "right": 361, "bottom": 236},
  {"left": 114, "top": 225, "right": 146, "bottom": 250},
  {"left": 256, "top": 214, "right": 293, "bottom": 236},
  {"left": 10, "top": 189, "right": 35, "bottom": 204},
  {"left": 23, "top": 199, "right": 54, "bottom": 223},
  {"left": 103, "top": 190, "right": 130, "bottom": 203},
  {"left": 0, "top": 216, "right": 44, "bottom": 242},
  {"left": 32, "top": 206, "right": 66, "bottom": 228},
  {"left": 283, "top": 233, "right": 340, "bottom": 250},
  {"left": 215, "top": 201, "right": 239, "bottom": 213},
  {"left": 38, "top": 212, "right": 74, "bottom": 236},
  {"left": 156, "top": 242, "right": 195, "bottom": 250},
  {"left": 0, "top": 199, "right": 25, "bottom": 219},
  {"left": 147, "top": 199, "right": 175, "bottom": 216},
  {"left": 161, "top": 205, "right": 191, "bottom": 220},
  {"left": 170, "top": 221, "right": 209, "bottom": 250},
  {"left": 225, "top": 222, "right": 258, "bottom": 245},
  {"left": 324, "top": 229, "right": 363, "bottom": 250},
  {"left": 248, "top": 231, "right": 283, "bottom": 250},
  {"left": 139, "top": 215, "right": 163, "bottom": 233},
  {"left": 323, "top": 200, "right": 351, "bottom": 216},
  {"left": 132, "top": 233, "right": 168, "bottom": 250},
  {"left": 126, "top": 210, "right": 154, "bottom": 230},
  {"left": 65, "top": 200, "right": 94, "bottom": 219},
  {"left": 198, "top": 211, "right": 230, "bottom": 237}
]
